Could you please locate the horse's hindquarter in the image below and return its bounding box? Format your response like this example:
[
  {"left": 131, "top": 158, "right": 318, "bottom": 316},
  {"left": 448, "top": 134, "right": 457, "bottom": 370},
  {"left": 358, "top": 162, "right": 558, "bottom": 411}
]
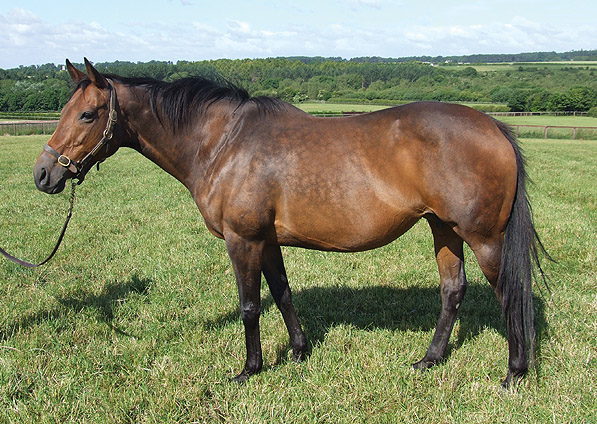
[{"left": 208, "top": 102, "right": 517, "bottom": 251}]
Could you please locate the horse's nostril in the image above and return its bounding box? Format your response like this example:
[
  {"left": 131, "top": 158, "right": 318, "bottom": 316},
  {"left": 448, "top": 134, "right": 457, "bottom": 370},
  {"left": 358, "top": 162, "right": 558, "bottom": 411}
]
[
  {"left": 39, "top": 167, "right": 48, "bottom": 184},
  {"left": 34, "top": 166, "right": 49, "bottom": 189}
]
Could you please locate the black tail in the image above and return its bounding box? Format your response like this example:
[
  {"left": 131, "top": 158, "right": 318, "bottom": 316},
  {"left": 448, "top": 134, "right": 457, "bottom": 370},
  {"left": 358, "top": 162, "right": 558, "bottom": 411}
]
[{"left": 494, "top": 119, "right": 550, "bottom": 376}]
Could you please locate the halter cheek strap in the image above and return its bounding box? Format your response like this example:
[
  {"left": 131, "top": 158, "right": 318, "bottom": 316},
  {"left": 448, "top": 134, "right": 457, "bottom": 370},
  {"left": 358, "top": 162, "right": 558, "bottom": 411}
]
[{"left": 43, "top": 79, "right": 118, "bottom": 184}]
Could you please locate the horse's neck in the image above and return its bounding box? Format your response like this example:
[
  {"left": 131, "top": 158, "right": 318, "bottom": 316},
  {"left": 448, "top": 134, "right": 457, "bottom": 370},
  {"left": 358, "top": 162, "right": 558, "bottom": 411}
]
[{"left": 121, "top": 87, "right": 235, "bottom": 190}]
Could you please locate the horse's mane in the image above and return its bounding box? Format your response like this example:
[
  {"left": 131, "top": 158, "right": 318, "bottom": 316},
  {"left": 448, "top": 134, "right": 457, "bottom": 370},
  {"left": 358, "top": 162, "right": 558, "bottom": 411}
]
[{"left": 94, "top": 74, "right": 283, "bottom": 132}]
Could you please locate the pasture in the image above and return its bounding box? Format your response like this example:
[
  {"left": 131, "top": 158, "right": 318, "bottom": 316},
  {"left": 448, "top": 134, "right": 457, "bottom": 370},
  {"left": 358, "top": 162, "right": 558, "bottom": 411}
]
[
  {"left": 463, "top": 61, "right": 597, "bottom": 72},
  {"left": 499, "top": 115, "right": 597, "bottom": 141},
  {"left": 499, "top": 115, "right": 597, "bottom": 127},
  {"left": 297, "top": 102, "right": 391, "bottom": 114},
  {"left": 0, "top": 134, "right": 595, "bottom": 422}
]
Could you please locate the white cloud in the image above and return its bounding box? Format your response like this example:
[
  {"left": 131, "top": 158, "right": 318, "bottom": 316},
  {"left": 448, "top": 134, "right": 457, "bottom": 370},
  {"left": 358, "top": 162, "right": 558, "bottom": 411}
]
[
  {"left": 1, "top": 5, "right": 596, "bottom": 68},
  {"left": 227, "top": 20, "right": 252, "bottom": 34},
  {"left": 397, "top": 18, "right": 597, "bottom": 56},
  {"left": 347, "top": 0, "right": 383, "bottom": 9}
]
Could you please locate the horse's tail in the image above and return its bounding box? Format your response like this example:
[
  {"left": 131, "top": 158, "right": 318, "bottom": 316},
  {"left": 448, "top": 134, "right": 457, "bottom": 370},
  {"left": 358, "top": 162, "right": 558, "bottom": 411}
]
[{"left": 493, "top": 119, "right": 550, "bottom": 375}]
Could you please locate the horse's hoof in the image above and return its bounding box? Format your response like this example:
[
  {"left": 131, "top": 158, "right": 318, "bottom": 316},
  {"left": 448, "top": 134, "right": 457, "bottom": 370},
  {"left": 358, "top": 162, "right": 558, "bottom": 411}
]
[
  {"left": 231, "top": 363, "right": 263, "bottom": 384},
  {"left": 501, "top": 369, "right": 525, "bottom": 390},
  {"left": 292, "top": 349, "right": 306, "bottom": 363},
  {"left": 412, "top": 358, "right": 436, "bottom": 371},
  {"left": 231, "top": 371, "right": 250, "bottom": 384}
]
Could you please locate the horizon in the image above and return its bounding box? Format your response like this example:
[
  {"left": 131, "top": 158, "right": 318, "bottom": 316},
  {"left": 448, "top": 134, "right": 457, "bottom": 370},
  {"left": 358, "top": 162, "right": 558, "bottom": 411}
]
[{"left": 3, "top": 49, "right": 597, "bottom": 70}]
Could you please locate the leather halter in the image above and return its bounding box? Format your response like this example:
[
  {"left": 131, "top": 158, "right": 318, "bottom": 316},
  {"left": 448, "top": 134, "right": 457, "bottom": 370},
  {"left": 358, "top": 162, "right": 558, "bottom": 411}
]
[{"left": 43, "top": 79, "right": 118, "bottom": 184}]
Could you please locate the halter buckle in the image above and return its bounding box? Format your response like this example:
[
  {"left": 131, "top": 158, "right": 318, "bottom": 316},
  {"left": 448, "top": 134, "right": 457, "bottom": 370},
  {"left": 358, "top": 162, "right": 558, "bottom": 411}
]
[{"left": 57, "top": 155, "right": 72, "bottom": 168}]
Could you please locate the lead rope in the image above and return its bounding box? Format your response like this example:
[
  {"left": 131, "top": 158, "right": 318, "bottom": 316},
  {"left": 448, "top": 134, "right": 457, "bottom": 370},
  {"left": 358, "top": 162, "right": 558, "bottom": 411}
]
[{"left": 0, "top": 179, "right": 77, "bottom": 268}]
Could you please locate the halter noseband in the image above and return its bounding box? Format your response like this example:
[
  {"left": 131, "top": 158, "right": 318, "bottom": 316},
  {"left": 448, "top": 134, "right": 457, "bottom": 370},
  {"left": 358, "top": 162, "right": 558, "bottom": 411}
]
[{"left": 43, "top": 79, "right": 118, "bottom": 184}]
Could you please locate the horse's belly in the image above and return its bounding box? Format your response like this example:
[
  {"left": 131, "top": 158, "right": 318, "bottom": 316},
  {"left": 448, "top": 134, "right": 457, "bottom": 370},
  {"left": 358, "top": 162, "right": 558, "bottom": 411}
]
[{"left": 274, "top": 205, "right": 420, "bottom": 252}]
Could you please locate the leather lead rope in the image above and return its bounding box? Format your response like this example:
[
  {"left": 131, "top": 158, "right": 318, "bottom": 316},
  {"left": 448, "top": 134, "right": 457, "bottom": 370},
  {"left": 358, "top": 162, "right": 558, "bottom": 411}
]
[{"left": 0, "top": 180, "right": 77, "bottom": 268}]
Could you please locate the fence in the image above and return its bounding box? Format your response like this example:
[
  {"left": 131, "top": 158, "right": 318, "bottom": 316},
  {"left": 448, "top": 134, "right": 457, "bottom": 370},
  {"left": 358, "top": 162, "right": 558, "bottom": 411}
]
[
  {"left": 2, "top": 118, "right": 597, "bottom": 141},
  {"left": 0, "top": 120, "right": 59, "bottom": 136},
  {"left": 489, "top": 111, "right": 588, "bottom": 117},
  {"left": 511, "top": 124, "right": 597, "bottom": 140}
]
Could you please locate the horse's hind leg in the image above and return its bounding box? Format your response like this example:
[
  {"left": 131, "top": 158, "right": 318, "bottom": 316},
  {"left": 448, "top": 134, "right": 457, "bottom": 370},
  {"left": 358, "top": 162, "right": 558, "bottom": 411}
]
[
  {"left": 413, "top": 216, "right": 467, "bottom": 370},
  {"left": 262, "top": 243, "right": 308, "bottom": 362},
  {"left": 469, "top": 237, "right": 528, "bottom": 388}
]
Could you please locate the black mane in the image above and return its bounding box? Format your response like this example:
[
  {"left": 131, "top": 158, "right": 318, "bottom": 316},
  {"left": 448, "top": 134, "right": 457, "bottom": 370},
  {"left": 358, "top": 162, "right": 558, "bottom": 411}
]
[{"left": 101, "top": 74, "right": 283, "bottom": 132}]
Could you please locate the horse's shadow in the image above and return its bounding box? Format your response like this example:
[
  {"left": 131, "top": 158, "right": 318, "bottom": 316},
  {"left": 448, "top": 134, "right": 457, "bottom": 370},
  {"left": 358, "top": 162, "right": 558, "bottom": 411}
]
[
  {"left": 207, "top": 281, "right": 547, "bottom": 370},
  {"left": 2, "top": 274, "right": 547, "bottom": 374},
  {"left": 0, "top": 274, "right": 151, "bottom": 341}
]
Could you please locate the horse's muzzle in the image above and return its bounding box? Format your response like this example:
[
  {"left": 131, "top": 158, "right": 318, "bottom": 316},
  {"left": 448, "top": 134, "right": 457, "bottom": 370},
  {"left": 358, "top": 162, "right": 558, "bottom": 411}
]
[{"left": 34, "top": 154, "right": 68, "bottom": 194}]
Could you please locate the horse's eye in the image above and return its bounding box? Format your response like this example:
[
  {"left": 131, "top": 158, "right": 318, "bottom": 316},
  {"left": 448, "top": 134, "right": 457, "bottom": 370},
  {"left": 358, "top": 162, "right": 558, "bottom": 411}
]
[{"left": 80, "top": 111, "right": 95, "bottom": 123}]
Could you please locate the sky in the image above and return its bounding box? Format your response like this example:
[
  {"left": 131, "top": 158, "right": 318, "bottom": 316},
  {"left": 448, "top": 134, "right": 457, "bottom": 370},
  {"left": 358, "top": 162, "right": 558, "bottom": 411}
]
[{"left": 1, "top": 0, "right": 596, "bottom": 69}]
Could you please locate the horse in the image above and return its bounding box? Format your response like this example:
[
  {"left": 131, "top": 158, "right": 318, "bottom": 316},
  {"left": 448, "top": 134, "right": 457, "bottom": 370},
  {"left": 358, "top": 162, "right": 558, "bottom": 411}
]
[{"left": 33, "top": 58, "right": 547, "bottom": 387}]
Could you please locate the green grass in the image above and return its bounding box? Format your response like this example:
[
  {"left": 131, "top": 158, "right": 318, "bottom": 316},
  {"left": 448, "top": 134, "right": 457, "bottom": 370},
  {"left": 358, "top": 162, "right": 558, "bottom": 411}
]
[
  {"left": 497, "top": 116, "right": 597, "bottom": 140},
  {"left": 0, "top": 135, "right": 595, "bottom": 422},
  {"left": 499, "top": 115, "right": 597, "bottom": 127}
]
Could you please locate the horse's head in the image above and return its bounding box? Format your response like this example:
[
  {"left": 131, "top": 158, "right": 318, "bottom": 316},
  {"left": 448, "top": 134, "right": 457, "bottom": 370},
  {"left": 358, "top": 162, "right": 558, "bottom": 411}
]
[{"left": 34, "top": 58, "right": 121, "bottom": 194}]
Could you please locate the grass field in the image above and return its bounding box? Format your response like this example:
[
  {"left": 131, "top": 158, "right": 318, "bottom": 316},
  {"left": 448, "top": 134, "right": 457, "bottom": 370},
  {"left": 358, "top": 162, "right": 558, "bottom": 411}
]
[
  {"left": 296, "top": 102, "right": 391, "bottom": 114},
  {"left": 0, "top": 135, "right": 595, "bottom": 422},
  {"left": 498, "top": 115, "right": 597, "bottom": 127},
  {"left": 461, "top": 61, "right": 597, "bottom": 72},
  {"left": 498, "top": 116, "right": 597, "bottom": 140}
]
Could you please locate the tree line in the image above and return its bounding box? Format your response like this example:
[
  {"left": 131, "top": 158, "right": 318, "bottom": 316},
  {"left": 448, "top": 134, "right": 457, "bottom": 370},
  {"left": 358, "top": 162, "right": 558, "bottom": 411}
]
[
  {"left": 1, "top": 51, "right": 596, "bottom": 113},
  {"left": 352, "top": 48, "right": 597, "bottom": 64}
]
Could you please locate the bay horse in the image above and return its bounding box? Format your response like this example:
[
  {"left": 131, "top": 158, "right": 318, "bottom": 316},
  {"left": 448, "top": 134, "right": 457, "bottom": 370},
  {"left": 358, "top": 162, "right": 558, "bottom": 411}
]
[{"left": 33, "top": 59, "right": 546, "bottom": 387}]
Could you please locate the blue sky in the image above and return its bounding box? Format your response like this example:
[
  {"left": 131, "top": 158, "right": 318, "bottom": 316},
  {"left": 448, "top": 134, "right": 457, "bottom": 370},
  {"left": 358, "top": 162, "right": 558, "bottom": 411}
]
[{"left": 1, "top": 0, "right": 596, "bottom": 68}]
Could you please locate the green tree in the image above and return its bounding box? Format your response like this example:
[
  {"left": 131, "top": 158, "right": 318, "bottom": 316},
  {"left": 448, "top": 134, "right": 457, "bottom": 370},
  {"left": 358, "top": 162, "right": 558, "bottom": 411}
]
[
  {"left": 564, "top": 86, "right": 596, "bottom": 111},
  {"left": 506, "top": 89, "right": 531, "bottom": 112}
]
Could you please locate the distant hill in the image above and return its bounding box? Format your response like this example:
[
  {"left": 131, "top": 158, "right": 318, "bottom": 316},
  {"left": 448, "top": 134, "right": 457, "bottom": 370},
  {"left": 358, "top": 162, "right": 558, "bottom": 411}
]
[{"left": 283, "top": 49, "right": 597, "bottom": 64}]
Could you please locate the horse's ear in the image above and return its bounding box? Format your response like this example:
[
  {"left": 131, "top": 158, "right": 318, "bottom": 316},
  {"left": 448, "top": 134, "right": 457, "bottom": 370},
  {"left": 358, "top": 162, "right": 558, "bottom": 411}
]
[
  {"left": 66, "top": 59, "right": 87, "bottom": 84},
  {"left": 84, "top": 58, "right": 108, "bottom": 89}
]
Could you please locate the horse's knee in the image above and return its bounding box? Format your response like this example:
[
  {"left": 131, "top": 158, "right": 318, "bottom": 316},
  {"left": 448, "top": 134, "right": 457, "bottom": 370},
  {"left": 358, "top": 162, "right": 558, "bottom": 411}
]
[{"left": 240, "top": 302, "right": 261, "bottom": 326}]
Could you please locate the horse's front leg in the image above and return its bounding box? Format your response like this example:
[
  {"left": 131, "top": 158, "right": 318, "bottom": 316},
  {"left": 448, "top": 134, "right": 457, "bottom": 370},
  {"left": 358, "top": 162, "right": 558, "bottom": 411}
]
[
  {"left": 262, "top": 243, "right": 307, "bottom": 362},
  {"left": 225, "top": 232, "right": 265, "bottom": 383}
]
